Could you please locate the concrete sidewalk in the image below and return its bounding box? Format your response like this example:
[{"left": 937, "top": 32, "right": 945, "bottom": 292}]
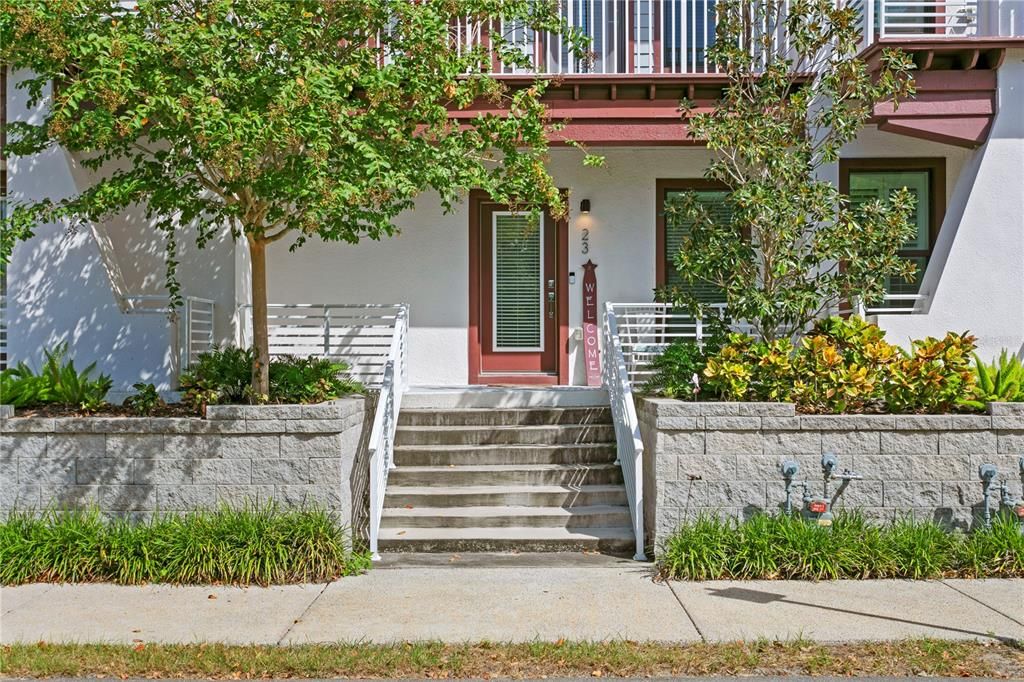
[{"left": 1, "top": 556, "right": 1021, "bottom": 645}]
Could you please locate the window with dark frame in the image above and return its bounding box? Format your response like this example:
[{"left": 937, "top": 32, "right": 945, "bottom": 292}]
[
  {"left": 655, "top": 178, "right": 730, "bottom": 304},
  {"left": 840, "top": 158, "right": 945, "bottom": 307}
]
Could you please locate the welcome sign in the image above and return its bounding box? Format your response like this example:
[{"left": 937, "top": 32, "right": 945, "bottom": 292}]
[{"left": 582, "top": 259, "right": 602, "bottom": 386}]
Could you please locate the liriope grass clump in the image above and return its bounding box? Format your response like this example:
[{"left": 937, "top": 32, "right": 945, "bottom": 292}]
[
  {"left": 0, "top": 504, "right": 371, "bottom": 586},
  {"left": 659, "top": 512, "right": 1023, "bottom": 580}
]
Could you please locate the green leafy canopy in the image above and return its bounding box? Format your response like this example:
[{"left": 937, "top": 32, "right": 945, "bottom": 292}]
[
  {"left": 666, "top": 0, "right": 918, "bottom": 340},
  {"left": 0, "top": 0, "right": 598, "bottom": 391}
]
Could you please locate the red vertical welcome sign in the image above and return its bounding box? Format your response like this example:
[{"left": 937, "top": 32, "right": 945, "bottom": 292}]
[{"left": 582, "top": 259, "right": 602, "bottom": 386}]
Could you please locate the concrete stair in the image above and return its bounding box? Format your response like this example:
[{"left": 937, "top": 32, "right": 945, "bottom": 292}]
[{"left": 380, "top": 403, "right": 633, "bottom": 554}]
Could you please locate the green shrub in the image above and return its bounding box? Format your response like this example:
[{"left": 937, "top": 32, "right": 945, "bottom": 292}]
[
  {"left": 0, "top": 343, "right": 112, "bottom": 411},
  {"left": 960, "top": 351, "right": 1024, "bottom": 410},
  {"left": 122, "top": 382, "right": 164, "bottom": 416},
  {"left": 0, "top": 504, "right": 371, "bottom": 586},
  {"left": 883, "top": 332, "right": 977, "bottom": 414},
  {"left": 698, "top": 316, "right": 977, "bottom": 413},
  {"left": 179, "top": 346, "right": 254, "bottom": 411},
  {"left": 268, "top": 355, "right": 362, "bottom": 404},
  {"left": 642, "top": 341, "right": 708, "bottom": 400},
  {"left": 658, "top": 512, "right": 1023, "bottom": 580},
  {"left": 180, "top": 347, "right": 362, "bottom": 412}
]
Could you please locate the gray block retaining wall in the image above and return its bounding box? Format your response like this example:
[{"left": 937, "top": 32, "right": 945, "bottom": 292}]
[
  {"left": 0, "top": 399, "right": 367, "bottom": 525},
  {"left": 637, "top": 398, "right": 1024, "bottom": 548}
]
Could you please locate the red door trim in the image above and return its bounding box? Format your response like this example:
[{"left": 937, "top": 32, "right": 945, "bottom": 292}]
[{"left": 468, "top": 190, "right": 570, "bottom": 385}]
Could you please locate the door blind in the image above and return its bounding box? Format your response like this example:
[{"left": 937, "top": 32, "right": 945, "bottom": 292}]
[{"left": 493, "top": 213, "right": 543, "bottom": 350}]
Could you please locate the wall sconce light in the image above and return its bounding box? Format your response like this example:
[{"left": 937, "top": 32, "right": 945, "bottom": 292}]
[{"left": 580, "top": 199, "right": 591, "bottom": 215}]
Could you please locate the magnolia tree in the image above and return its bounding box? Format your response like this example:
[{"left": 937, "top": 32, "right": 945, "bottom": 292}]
[
  {"left": 0, "top": 0, "right": 595, "bottom": 394},
  {"left": 666, "top": 0, "right": 918, "bottom": 340}
]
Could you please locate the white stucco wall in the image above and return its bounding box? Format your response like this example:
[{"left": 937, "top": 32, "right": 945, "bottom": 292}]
[
  {"left": 873, "top": 49, "right": 1024, "bottom": 362},
  {"left": 5, "top": 70, "right": 238, "bottom": 390}
]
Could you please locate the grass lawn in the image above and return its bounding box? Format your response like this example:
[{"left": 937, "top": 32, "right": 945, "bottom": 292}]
[{"left": 2, "top": 639, "right": 1023, "bottom": 679}]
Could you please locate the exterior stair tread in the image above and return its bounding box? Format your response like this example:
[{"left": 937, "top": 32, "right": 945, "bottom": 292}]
[
  {"left": 391, "top": 463, "right": 620, "bottom": 473},
  {"left": 378, "top": 526, "right": 633, "bottom": 541},
  {"left": 393, "top": 443, "right": 615, "bottom": 451},
  {"left": 397, "top": 424, "right": 612, "bottom": 432},
  {"left": 385, "top": 483, "right": 626, "bottom": 495},
  {"left": 400, "top": 407, "right": 611, "bottom": 413},
  {"left": 382, "top": 504, "right": 629, "bottom": 517}
]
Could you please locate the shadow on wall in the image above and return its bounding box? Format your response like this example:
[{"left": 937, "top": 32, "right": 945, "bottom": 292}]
[{"left": 8, "top": 151, "right": 236, "bottom": 390}]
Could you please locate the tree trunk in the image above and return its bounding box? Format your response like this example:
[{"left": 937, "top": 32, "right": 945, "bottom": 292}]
[{"left": 248, "top": 236, "right": 271, "bottom": 397}]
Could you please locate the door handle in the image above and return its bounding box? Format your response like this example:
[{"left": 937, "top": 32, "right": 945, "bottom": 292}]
[{"left": 547, "top": 291, "right": 556, "bottom": 318}]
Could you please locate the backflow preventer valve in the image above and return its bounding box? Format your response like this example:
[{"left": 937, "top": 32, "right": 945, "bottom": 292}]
[
  {"left": 978, "top": 457, "right": 1024, "bottom": 532},
  {"left": 780, "top": 453, "right": 862, "bottom": 527}
]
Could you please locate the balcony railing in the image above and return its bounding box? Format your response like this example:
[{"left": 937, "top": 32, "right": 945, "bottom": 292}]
[{"left": 453, "top": 0, "right": 1021, "bottom": 77}]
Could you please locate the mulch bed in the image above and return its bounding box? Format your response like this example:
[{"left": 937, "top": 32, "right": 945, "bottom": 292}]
[{"left": 12, "top": 403, "right": 198, "bottom": 418}]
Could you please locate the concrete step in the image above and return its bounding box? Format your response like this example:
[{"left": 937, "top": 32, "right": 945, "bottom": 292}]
[
  {"left": 377, "top": 526, "right": 635, "bottom": 554},
  {"left": 387, "top": 463, "right": 624, "bottom": 487},
  {"left": 380, "top": 505, "right": 632, "bottom": 529},
  {"left": 393, "top": 443, "right": 617, "bottom": 466},
  {"left": 398, "top": 407, "right": 612, "bottom": 427},
  {"left": 402, "top": 387, "right": 609, "bottom": 409},
  {"left": 384, "top": 484, "right": 629, "bottom": 508},
  {"left": 395, "top": 424, "right": 616, "bottom": 446}
]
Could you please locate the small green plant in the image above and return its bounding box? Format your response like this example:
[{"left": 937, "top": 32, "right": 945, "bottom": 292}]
[
  {"left": 0, "top": 343, "right": 111, "bottom": 411},
  {"left": 0, "top": 504, "right": 371, "bottom": 586},
  {"left": 122, "top": 383, "right": 164, "bottom": 416},
  {"left": 179, "top": 346, "right": 254, "bottom": 412},
  {"left": 268, "top": 356, "right": 362, "bottom": 405},
  {"left": 658, "top": 512, "right": 1023, "bottom": 580},
  {"left": 960, "top": 351, "right": 1024, "bottom": 410},
  {"left": 643, "top": 342, "right": 707, "bottom": 400}
]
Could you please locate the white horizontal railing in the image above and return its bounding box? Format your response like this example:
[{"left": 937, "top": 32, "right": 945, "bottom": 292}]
[
  {"left": 608, "top": 302, "right": 726, "bottom": 386},
  {"left": 879, "top": 0, "right": 980, "bottom": 38},
  {"left": 856, "top": 293, "right": 927, "bottom": 316},
  {"left": 238, "top": 303, "right": 409, "bottom": 388}
]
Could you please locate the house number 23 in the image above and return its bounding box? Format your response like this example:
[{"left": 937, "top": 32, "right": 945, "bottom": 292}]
[{"left": 581, "top": 228, "right": 590, "bottom": 255}]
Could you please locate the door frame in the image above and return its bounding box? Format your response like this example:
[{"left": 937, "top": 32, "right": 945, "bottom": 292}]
[{"left": 468, "top": 189, "right": 569, "bottom": 385}]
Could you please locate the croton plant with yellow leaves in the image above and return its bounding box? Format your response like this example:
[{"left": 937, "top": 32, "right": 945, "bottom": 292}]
[{"left": 701, "top": 316, "right": 978, "bottom": 414}]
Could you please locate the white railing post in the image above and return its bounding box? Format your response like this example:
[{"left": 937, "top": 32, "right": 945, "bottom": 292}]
[{"left": 603, "top": 302, "right": 646, "bottom": 561}]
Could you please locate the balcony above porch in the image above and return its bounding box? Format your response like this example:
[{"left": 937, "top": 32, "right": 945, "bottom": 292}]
[{"left": 450, "top": 1, "right": 1023, "bottom": 146}]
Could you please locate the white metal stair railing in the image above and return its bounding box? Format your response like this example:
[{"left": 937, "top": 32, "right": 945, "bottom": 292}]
[
  {"left": 602, "top": 302, "right": 647, "bottom": 561},
  {"left": 367, "top": 305, "right": 409, "bottom": 560},
  {"left": 239, "top": 303, "right": 408, "bottom": 388}
]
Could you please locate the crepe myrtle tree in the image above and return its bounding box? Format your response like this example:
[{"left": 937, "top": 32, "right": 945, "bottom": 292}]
[
  {"left": 0, "top": 0, "right": 599, "bottom": 395},
  {"left": 663, "top": 0, "right": 918, "bottom": 341}
]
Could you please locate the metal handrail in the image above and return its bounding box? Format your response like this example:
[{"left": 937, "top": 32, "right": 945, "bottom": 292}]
[
  {"left": 368, "top": 305, "right": 409, "bottom": 560},
  {"left": 602, "top": 302, "right": 646, "bottom": 561}
]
